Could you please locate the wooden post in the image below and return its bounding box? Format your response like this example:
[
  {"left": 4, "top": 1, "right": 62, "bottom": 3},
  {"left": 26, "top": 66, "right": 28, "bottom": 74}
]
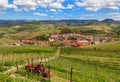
[
  {"left": 49, "top": 64, "right": 51, "bottom": 82},
  {"left": 2, "top": 54, "right": 4, "bottom": 66},
  {"left": 15, "top": 61, "right": 18, "bottom": 72},
  {"left": 70, "top": 68, "right": 73, "bottom": 82},
  {"left": 13, "top": 54, "right": 15, "bottom": 64},
  {"left": 67, "top": 65, "right": 68, "bottom": 82},
  {"left": 27, "top": 58, "right": 30, "bottom": 65},
  {"left": 32, "top": 58, "right": 34, "bottom": 66}
]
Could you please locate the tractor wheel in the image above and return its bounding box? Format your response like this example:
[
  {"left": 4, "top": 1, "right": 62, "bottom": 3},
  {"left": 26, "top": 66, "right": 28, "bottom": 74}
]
[
  {"left": 26, "top": 68, "right": 30, "bottom": 72},
  {"left": 30, "top": 69, "right": 33, "bottom": 72},
  {"left": 36, "top": 70, "right": 42, "bottom": 75}
]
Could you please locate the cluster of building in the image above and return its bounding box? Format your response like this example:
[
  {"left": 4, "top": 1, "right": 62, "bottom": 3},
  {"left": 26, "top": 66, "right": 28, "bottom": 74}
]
[{"left": 14, "top": 33, "right": 120, "bottom": 47}]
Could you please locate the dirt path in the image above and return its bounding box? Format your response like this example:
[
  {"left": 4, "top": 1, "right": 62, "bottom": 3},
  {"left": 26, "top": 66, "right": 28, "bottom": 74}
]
[
  {"left": 51, "top": 76, "right": 70, "bottom": 82},
  {"left": 3, "top": 65, "right": 23, "bottom": 74}
]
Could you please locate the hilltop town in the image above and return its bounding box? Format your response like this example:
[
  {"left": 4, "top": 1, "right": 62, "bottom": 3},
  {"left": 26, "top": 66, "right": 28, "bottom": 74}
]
[{"left": 15, "top": 33, "right": 120, "bottom": 47}]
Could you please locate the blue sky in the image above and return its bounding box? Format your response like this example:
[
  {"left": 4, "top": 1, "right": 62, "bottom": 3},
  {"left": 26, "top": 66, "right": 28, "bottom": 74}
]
[{"left": 0, "top": 0, "right": 120, "bottom": 20}]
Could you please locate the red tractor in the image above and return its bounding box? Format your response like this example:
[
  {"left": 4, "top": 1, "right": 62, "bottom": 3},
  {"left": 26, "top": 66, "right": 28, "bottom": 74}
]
[{"left": 25, "top": 63, "right": 53, "bottom": 78}]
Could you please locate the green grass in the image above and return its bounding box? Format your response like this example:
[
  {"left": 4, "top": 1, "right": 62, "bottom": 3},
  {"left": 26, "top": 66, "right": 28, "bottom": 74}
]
[
  {"left": 0, "top": 38, "right": 16, "bottom": 45},
  {"left": 0, "top": 66, "right": 8, "bottom": 72},
  {"left": 44, "top": 43, "right": 120, "bottom": 82},
  {"left": 0, "top": 73, "right": 41, "bottom": 82},
  {"left": 82, "top": 41, "right": 120, "bottom": 51},
  {"left": 15, "top": 67, "right": 49, "bottom": 82},
  {"left": 45, "top": 54, "right": 120, "bottom": 82},
  {"left": 0, "top": 42, "right": 120, "bottom": 82},
  {"left": 0, "top": 46, "right": 58, "bottom": 54}
]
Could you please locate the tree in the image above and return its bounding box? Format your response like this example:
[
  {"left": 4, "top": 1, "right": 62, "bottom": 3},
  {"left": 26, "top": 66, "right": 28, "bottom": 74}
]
[
  {"left": 35, "top": 34, "right": 49, "bottom": 41},
  {"left": 60, "top": 27, "right": 72, "bottom": 34}
]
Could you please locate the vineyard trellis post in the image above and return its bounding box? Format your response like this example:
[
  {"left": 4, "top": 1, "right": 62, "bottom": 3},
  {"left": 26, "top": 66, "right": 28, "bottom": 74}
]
[
  {"left": 49, "top": 64, "right": 51, "bottom": 82},
  {"left": 15, "top": 61, "right": 19, "bottom": 72},
  {"left": 13, "top": 53, "right": 16, "bottom": 64},
  {"left": 70, "top": 68, "right": 73, "bottom": 82},
  {"left": 32, "top": 58, "right": 34, "bottom": 66},
  {"left": 2, "top": 54, "right": 4, "bottom": 66},
  {"left": 67, "top": 65, "right": 68, "bottom": 82},
  {"left": 27, "top": 58, "right": 30, "bottom": 65}
]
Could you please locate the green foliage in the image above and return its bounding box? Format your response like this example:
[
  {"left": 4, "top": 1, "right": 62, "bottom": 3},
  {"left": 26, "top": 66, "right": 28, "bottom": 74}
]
[
  {"left": 0, "top": 74, "right": 36, "bottom": 82},
  {"left": 35, "top": 34, "right": 49, "bottom": 41},
  {"left": 0, "top": 66, "right": 8, "bottom": 72},
  {"left": 0, "top": 33, "right": 5, "bottom": 38},
  {"left": 80, "top": 30, "right": 105, "bottom": 35},
  {"left": 71, "top": 28, "right": 81, "bottom": 34},
  {"left": 68, "top": 36, "right": 77, "bottom": 40},
  {"left": 0, "top": 46, "right": 57, "bottom": 54},
  {"left": 46, "top": 56, "right": 120, "bottom": 82},
  {"left": 0, "top": 42, "right": 120, "bottom": 82},
  {"left": 82, "top": 41, "right": 120, "bottom": 52},
  {"left": 4, "top": 61, "right": 15, "bottom": 66},
  {"left": 60, "top": 27, "right": 73, "bottom": 34},
  {"left": 44, "top": 46, "right": 120, "bottom": 82}
]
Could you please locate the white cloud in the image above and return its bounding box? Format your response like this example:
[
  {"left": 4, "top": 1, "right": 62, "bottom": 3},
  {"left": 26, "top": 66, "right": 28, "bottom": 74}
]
[
  {"left": 49, "top": 2, "right": 65, "bottom": 9},
  {"left": 14, "top": 8, "right": 22, "bottom": 11},
  {"left": 58, "top": 9, "right": 62, "bottom": 12},
  {"left": 106, "top": 12, "right": 120, "bottom": 15},
  {"left": 13, "top": 0, "right": 37, "bottom": 11},
  {"left": 0, "top": 0, "right": 17, "bottom": 10},
  {"left": 57, "top": 0, "right": 64, "bottom": 3},
  {"left": 50, "top": 9, "right": 62, "bottom": 13},
  {"left": 112, "top": 15, "right": 120, "bottom": 20},
  {"left": 36, "top": 0, "right": 66, "bottom": 9},
  {"left": 50, "top": 9, "right": 57, "bottom": 12},
  {"left": 0, "top": 0, "right": 72, "bottom": 12},
  {"left": 34, "top": 12, "right": 47, "bottom": 16},
  {"left": 66, "top": 4, "right": 74, "bottom": 9},
  {"left": 105, "top": 12, "right": 120, "bottom": 20},
  {"left": 37, "top": 0, "right": 54, "bottom": 8},
  {"left": 76, "top": 0, "right": 120, "bottom": 11}
]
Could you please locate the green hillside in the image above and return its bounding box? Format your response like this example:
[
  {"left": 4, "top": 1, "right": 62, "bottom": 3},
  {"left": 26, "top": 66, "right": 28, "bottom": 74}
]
[
  {"left": 0, "top": 20, "right": 120, "bottom": 40},
  {"left": 82, "top": 41, "right": 120, "bottom": 51}
]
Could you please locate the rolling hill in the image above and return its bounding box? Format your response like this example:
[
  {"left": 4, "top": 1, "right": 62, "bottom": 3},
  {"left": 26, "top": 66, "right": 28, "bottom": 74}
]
[{"left": 0, "top": 19, "right": 119, "bottom": 40}]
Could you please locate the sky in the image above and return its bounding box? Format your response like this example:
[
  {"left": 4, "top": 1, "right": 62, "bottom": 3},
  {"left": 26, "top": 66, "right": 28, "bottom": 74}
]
[{"left": 0, "top": 0, "right": 120, "bottom": 20}]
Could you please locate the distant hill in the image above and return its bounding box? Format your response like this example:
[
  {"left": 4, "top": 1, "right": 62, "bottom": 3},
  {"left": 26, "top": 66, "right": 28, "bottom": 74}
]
[
  {"left": 101, "top": 19, "right": 120, "bottom": 24},
  {"left": 0, "top": 20, "right": 36, "bottom": 27},
  {"left": 0, "top": 19, "right": 120, "bottom": 40},
  {"left": 40, "top": 20, "right": 99, "bottom": 26},
  {"left": 0, "top": 19, "right": 120, "bottom": 27}
]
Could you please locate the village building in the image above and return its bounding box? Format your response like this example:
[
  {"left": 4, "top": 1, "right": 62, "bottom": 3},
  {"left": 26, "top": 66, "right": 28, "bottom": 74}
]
[{"left": 15, "top": 33, "right": 120, "bottom": 47}]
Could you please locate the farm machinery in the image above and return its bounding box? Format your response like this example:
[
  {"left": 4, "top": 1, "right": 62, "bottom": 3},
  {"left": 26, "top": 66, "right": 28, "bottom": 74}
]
[{"left": 25, "top": 62, "right": 53, "bottom": 78}]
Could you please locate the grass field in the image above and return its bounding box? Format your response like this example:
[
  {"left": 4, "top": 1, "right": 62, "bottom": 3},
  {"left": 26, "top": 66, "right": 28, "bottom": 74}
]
[
  {"left": 82, "top": 41, "right": 120, "bottom": 51},
  {"left": 0, "top": 42, "right": 120, "bottom": 82},
  {"left": 43, "top": 45, "right": 120, "bottom": 82}
]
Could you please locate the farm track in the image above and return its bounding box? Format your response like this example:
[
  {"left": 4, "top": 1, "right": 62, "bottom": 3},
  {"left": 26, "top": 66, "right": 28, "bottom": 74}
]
[{"left": 51, "top": 76, "right": 71, "bottom": 82}]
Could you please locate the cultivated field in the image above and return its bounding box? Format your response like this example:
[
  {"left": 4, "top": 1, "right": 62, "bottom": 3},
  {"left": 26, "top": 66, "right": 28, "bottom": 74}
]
[{"left": 0, "top": 42, "right": 120, "bottom": 82}]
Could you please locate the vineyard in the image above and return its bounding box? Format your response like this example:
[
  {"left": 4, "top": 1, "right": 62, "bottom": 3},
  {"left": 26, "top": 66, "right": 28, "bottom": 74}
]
[{"left": 0, "top": 42, "right": 120, "bottom": 82}]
